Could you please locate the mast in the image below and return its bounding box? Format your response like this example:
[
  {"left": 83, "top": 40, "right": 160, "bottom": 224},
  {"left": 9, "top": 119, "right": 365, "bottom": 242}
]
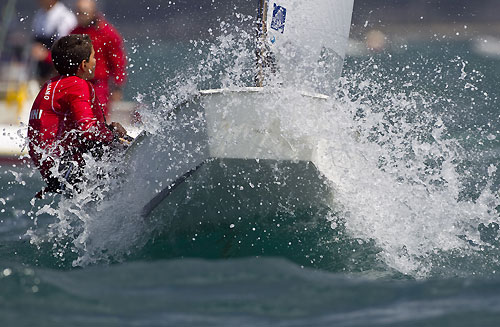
[{"left": 255, "top": 0, "right": 268, "bottom": 87}]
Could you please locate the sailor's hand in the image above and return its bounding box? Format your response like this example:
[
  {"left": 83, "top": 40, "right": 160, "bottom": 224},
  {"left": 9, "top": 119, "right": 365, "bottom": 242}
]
[
  {"left": 110, "top": 122, "right": 127, "bottom": 138},
  {"left": 110, "top": 89, "right": 123, "bottom": 102}
]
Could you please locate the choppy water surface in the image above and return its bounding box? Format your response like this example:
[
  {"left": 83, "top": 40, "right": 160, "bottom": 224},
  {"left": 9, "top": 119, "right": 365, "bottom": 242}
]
[{"left": 1, "top": 28, "right": 500, "bottom": 326}]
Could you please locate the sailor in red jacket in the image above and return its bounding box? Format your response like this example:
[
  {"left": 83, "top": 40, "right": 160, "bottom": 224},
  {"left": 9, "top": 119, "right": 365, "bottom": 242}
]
[
  {"left": 28, "top": 34, "right": 126, "bottom": 197},
  {"left": 71, "top": 0, "right": 127, "bottom": 118}
]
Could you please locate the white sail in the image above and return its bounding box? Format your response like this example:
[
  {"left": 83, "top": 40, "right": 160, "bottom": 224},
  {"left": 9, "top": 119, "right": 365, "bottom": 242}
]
[{"left": 265, "top": 0, "right": 354, "bottom": 94}]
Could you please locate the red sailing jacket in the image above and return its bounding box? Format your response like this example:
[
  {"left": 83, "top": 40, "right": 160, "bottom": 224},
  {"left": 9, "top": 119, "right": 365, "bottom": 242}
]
[
  {"left": 71, "top": 17, "right": 127, "bottom": 88},
  {"left": 71, "top": 17, "right": 127, "bottom": 117},
  {"left": 28, "top": 75, "right": 114, "bottom": 182}
]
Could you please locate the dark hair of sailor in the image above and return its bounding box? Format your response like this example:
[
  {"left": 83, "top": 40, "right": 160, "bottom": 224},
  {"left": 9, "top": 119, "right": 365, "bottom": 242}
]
[{"left": 51, "top": 34, "right": 92, "bottom": 75}]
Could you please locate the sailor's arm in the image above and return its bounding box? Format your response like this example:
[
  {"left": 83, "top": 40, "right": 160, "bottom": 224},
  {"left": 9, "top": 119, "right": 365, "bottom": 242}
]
[{"left": 67, "top": 83, "right": 116, "bottom": 143}]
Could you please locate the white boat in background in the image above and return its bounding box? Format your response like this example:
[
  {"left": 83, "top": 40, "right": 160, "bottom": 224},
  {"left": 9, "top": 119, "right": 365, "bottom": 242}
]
[
  {"left": 0, "top": 76, "right": 38, "bottom": 160},
  {"left": 124, "top": 0, "right": 355, "bottom": 219}
]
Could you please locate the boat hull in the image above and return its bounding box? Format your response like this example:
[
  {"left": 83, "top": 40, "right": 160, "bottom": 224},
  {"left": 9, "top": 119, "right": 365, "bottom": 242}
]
[
  {"left": 124, "top": 88, "right": 334, "bottom": 218},
  {"left": 146, "top": 158, "right": 332, "bottom": 226}
]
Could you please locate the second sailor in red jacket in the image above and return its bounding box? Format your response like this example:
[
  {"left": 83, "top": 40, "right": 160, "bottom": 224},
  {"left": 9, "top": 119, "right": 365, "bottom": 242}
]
[
  {"left": 28, "top": 34, "right": 127, "bottom": 196},
  {"left": 72, "top": 0, "right": 127, "bottom": 118}
]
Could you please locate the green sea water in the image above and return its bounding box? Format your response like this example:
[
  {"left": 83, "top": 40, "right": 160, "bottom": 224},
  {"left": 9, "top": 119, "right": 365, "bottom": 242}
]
[{"left": 0, "top": 36, "right": 500, "bottom": 326}]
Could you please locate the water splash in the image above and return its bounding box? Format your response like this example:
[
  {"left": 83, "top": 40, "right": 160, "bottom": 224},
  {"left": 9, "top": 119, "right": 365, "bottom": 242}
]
[
  {"left": 311, "top": 54, "right": 500, "bottom": 277},
  {"left": 21, "top": 21, "right": 499, "bottom": 277},
  {"left": 25, "top": 142, "right": 156, "bottom": 266}
]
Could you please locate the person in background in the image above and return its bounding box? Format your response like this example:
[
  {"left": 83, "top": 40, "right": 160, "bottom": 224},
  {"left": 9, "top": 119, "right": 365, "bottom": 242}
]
[
  {"left": 31, "top": 0, "right": 77, "bottom": 83},
  {"left": 28, "top": 34, "right": 127, "bottom": 198},
  {"left": 71, "top": 0, "right": 127, "bottom": 119}
]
